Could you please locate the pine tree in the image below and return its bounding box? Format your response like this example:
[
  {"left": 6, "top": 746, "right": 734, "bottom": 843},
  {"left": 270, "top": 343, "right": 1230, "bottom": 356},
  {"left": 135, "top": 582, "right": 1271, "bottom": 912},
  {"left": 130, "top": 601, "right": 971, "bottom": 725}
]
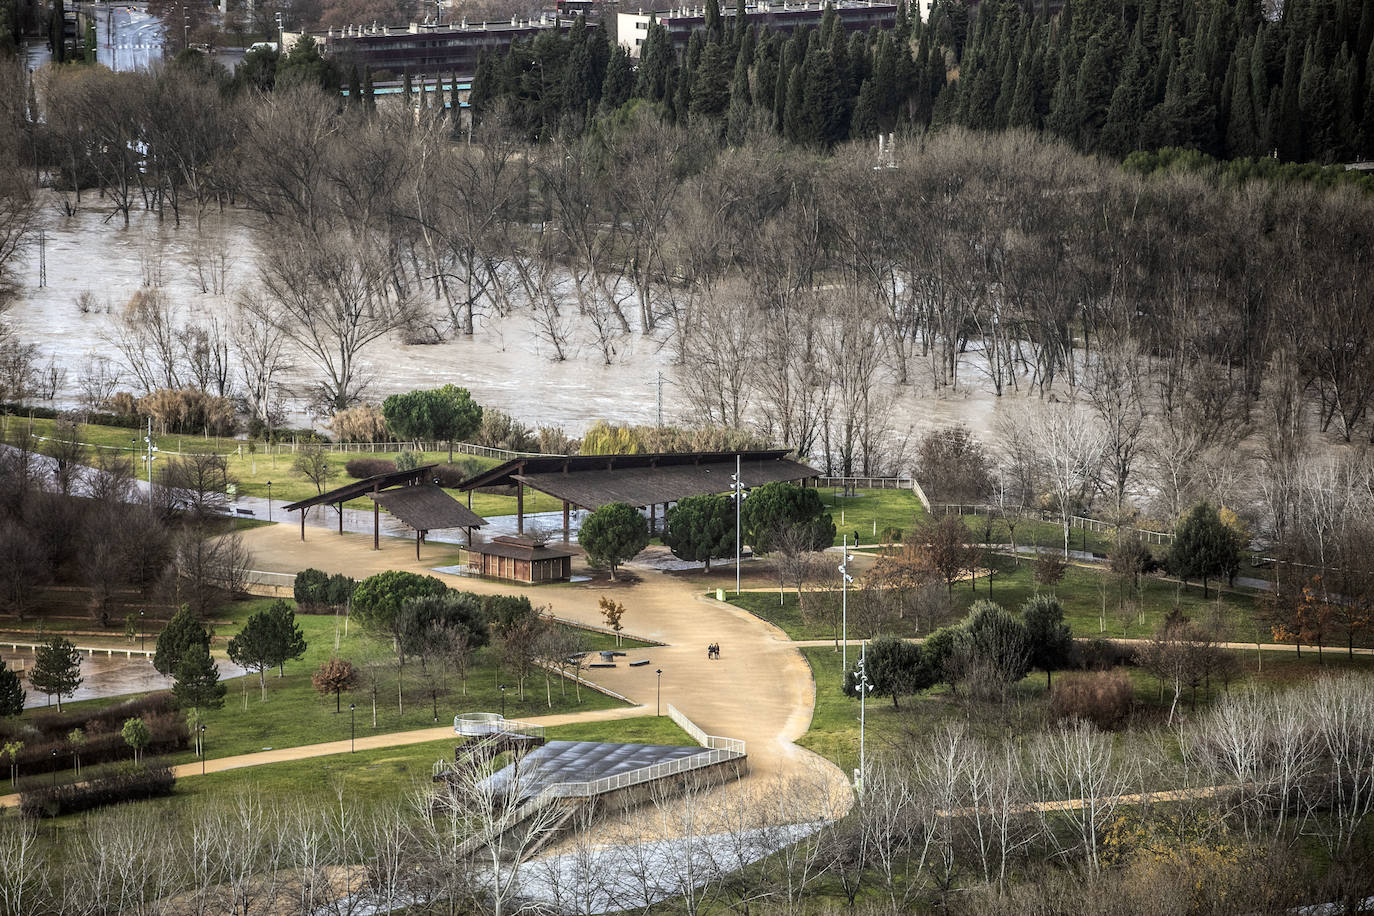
[
  {"left": 30, "top": 637, "right": 81, "bottom": 712},
  {"left": 172, "top": 642, "right": 226, "bottom": 712},
  {"left": 153, "top": 606, "right": 211, "bottom": 677},
  {"left": 268, "top": 600, "right": 306, "bottom": 678}
]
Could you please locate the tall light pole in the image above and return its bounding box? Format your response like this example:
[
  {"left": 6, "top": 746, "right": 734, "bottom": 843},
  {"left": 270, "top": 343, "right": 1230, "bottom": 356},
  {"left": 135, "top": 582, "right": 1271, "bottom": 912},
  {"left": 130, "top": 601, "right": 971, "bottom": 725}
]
[
  {"left": 139, "top": 609, "right": 145, "bottom": 653},
  {"left": 838, "top": 536, "right": 854, "bottom": 674},
  {"left": 499, "top": 684, "right": 507, "bottom": 719},
  {"left": 656, "top": 668, "right": 662, "bottom": 716},
  {"left": 731, "top": 454, "right": 743, "bottom": 595},
  {"left": 143, "top": 418, "right": 157, "bottom": 507},
  {"left": 199, "top": 724, "right": 206, "bottom": 776},
  {"left": 856, "top": 643, "right": 871, "bottom": 796},
  {"left": 266, "top": 481, "right": 272, "bottom": 521},
  {"left": 349, "top": 703, "right": 356, "bottom": 753}
]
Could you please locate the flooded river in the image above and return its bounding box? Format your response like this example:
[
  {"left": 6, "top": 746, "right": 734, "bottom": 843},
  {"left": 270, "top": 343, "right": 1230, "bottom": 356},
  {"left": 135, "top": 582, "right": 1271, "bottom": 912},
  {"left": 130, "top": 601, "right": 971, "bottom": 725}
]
[
  {"left": 3, "top": 649, "right": 245, "bottom": 709},
  {"left": 8, "top": 203, "right": 1018, "bottom": 443}
]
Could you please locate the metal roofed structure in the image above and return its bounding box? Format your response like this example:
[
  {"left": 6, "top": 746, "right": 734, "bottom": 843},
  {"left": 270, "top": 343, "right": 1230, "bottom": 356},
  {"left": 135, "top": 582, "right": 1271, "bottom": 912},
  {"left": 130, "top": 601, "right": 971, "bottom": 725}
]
[
  {"left": 456, "top": 450, "right": 821, "bottom": 539},
  {"left": 282, "top": 465, "right": 486, "bottom": 553}
]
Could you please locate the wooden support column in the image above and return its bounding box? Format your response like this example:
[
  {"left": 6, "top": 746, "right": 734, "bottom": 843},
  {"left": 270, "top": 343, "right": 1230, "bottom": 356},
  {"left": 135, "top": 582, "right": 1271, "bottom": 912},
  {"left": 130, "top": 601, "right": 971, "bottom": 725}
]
[
  {"left": 517, "top": 481, "right": 524, "bottom": 535},
  {"left": 337, "top": 503, "right": 343, "bottom": 534},
  {"left": 415, "top": 528, "right": 422, "bottom": 560},
  {"left": 562, "top": 500, "right": 570, "bottom": 542},
  {"left": 299, "top": 510, "right": 305, "bottom": 542},
  {"left": 650, "top": 503, "right": 656, "bottom": 535},
  {"left": 373, "top": 484, "right": 380, "bottom": 550}
]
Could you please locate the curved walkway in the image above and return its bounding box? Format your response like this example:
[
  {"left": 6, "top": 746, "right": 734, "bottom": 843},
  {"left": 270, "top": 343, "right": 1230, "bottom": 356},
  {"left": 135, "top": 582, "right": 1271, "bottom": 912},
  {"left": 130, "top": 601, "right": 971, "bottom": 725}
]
[{"left": 196, "top": 526, "right": 852, "bottom": 823}]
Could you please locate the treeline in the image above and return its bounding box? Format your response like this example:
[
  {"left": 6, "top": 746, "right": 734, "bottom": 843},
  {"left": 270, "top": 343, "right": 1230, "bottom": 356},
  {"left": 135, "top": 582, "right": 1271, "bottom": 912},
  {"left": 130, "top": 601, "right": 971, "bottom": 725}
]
[{"left": 470, "top": 0, "right": 1374, "bottom": 162}]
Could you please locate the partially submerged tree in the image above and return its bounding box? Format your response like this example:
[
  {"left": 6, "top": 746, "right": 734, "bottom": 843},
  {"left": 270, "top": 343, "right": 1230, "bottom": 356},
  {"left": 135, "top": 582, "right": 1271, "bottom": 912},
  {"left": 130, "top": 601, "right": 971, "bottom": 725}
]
[{"left": 29, "top": 637, "right": 82, "bottom": 712}]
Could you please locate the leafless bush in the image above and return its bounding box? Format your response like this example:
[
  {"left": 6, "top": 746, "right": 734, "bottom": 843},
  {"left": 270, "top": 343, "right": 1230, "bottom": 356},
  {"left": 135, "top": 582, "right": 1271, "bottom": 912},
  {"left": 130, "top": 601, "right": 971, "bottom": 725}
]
[{"left": 1050, "top": 670, "right": 1134, "bottom": 730}]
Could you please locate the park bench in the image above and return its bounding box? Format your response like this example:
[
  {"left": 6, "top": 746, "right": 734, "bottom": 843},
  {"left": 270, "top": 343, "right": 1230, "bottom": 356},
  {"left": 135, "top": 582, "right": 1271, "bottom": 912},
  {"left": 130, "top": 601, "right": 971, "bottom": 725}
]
[
  {"left": 588, "top": 662, "right": 616, "bottom": 669},
  {"left": 628, "top": 659, "right": 651, "bottom": 667},
  {"left": 234, "top": 507, "right": 256, "bottom": 517}
]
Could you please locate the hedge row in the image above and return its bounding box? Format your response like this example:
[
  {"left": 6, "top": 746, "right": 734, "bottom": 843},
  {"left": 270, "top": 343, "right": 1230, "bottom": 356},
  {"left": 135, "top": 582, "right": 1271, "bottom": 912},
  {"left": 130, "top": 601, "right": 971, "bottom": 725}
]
[
  {"left": 3, "top": 693, "right": 178, "bottom": 744},
  {"left": 20, "top": 764, "right": 176, "bottom": 819}
]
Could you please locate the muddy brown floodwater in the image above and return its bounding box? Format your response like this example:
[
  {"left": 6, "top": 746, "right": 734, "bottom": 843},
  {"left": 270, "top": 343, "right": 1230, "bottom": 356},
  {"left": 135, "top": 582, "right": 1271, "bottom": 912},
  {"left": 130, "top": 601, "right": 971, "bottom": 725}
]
[
  {"left": 3, "top": 651, "right": 245, "bottom": 709},
  {"left": 9, "top": 201, "right": 1018, "bottom": 442}
]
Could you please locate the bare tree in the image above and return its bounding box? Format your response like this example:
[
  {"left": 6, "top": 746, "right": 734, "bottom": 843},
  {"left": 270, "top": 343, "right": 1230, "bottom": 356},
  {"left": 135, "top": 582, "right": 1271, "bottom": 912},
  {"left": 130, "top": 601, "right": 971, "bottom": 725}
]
[
  {"left": 1000, "top": 402, "right": 1105, "bottom": 556},
  {"left": 252, "top": 225, "right": 420, "bottom": 412}
]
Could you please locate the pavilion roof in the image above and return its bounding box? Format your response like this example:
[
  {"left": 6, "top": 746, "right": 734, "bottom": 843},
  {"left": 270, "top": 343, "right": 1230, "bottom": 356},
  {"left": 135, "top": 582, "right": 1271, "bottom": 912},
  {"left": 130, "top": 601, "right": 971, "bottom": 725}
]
[
  {"left": 458, "top": 450, "right": 819, "bottom": 511},
  {"left": 368, "top": 484, "right": 486, "bottom": 531},
  {"left": 281, "top": 465, "right": 441, "bottom": 512}
]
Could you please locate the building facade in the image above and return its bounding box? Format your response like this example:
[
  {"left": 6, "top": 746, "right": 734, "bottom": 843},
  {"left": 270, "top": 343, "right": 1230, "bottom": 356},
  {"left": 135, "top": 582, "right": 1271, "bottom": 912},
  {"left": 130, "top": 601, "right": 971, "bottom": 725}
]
[
  {"left": 282, "top": 16, "right": 577, "bottom": 76},
  {"left": 618, "top": 0, "right": 897, "bottom": 57}
]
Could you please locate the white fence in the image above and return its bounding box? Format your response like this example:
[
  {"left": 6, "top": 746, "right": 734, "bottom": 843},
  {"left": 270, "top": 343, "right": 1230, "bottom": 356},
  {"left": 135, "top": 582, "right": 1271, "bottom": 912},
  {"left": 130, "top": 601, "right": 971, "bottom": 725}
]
[
  {"left": 817, "top": 476, "right": 915, "bottom": 491},
  {"left": 934, "top": 503, "right": 1175, "bottom": 546}
]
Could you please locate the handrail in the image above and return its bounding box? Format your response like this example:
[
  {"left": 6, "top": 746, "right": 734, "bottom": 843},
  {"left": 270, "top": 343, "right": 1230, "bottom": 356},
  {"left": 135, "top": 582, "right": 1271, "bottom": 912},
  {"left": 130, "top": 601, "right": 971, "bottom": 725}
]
[{"left": 453, "top": 713, "right": 546, "bottom": 739}]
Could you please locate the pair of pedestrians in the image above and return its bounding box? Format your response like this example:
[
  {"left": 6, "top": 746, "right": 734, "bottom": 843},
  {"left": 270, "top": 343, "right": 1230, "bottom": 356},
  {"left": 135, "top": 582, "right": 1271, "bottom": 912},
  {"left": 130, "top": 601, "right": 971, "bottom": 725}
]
[{"left": 707, "top": 642, "right": 722, "bottom": 660}]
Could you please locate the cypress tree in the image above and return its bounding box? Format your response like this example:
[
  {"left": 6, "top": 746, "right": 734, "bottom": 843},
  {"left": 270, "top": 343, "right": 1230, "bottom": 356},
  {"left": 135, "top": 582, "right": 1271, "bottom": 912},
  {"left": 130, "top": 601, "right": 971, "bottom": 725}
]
[
  {"left": 601, "top": 44, "right": 634, "bottom": 111},
  {"left": 783, "top": 63, "right": 806, "bottom": 142},
  {"left": 733, "top": 0, "right": 746, "bottom": 47},
  {"left": 850, "top": 77, "right": 879, "bottom": 137},
  {"left": 1225, "top": 39, "right": 1262, "bottom": 158},
  {"left": 363, "top": 68, "right": 375, "bottom": 111},
  {"left": 637, "top": 21, "right": 672, "bottom": 102},
  {"left": 348, "top": 64, "right": 361, "bottom": 105},
  {"left": 49, "top": 0, "right": 64, "bottom": 63},
  {"left": 705, "top": 0, "right": 722, "bottom": 44},
  {"left": 691, "top": 41, "right": 731, "bottom": 118},
  {"left": 1007, "top": 28, "right": 1038, "bottom": 129},
  {"left": 1276, "top": 32, "right": 1303, "bottom": 159},
  {"left": 403, "top": 66, "right": 414, "bottom": 103}
]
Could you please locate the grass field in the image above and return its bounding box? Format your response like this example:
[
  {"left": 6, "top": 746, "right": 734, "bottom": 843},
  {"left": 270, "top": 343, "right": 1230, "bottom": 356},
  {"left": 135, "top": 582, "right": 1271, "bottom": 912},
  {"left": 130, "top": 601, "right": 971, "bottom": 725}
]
[
  {"left": 18, "top": 595, "right": 653, "bottom": 775},
  {"left": 34, "top": 714, "right": 695, "bottom": 830},
  {"left": 728, "top": 557, "right": 1264, "bottom": 642},
  {"left": 816, "top": 487, "right": 926, "bottom": 547},
  {"left": 1, "top": 415, "right": 524, "bottom": 515}
]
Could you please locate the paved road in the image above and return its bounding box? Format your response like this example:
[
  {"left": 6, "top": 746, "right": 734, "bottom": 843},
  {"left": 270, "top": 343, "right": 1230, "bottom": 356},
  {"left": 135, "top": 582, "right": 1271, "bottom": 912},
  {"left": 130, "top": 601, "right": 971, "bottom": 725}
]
[{"left": 93, "top": 2, "right": 163, "bottom": 71}]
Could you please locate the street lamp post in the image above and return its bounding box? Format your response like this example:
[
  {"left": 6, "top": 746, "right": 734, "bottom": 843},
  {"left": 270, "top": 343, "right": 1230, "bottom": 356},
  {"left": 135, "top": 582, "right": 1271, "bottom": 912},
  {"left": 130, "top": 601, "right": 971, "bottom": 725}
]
[
  {"left": 266, "top": 481, "right": 272, "bottom": 522},
  {"left": 139, "top": 609, "right": 145, "bottom": 653},
  {"left": 731, "top": 454, "right": 743, "bottom": 596},
  {"left": 499, "top": 684, "right": 507, "bottom": 719},
  {"left": 856, "top": 643, "right": 871, "bottom": 796},
  {"left": 349, "top": 704, "right": 356, "bottom": 753},
  {"left": 51, "top": 750, "right": 58, "bottom": 787},
  {"left": 656, "top": 668, "right": 662, "bottom": 716},
  {"left": 838, "top": 536, "right": 854, "bottom": 674},
  {"left": 200, "top": 725, "right": 206, "bottom": 776}
]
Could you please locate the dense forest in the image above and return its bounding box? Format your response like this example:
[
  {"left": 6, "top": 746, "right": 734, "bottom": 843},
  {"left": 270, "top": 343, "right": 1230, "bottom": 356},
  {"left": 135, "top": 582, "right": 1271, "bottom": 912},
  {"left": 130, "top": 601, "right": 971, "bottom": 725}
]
[{"left": 468, "top": 0, "right": 1374, "bottom": 163}]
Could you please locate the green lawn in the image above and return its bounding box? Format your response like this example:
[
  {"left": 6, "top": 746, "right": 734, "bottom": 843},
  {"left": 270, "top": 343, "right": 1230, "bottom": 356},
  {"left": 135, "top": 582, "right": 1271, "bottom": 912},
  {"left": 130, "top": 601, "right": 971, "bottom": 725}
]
[
  {"left": 1, "top": 415, "right": 522, "bottom": 515},
  {"left": 20, "top": 596, "right": 647, "bottom": 774},
  {"left": 816, "top": 487, "right": 926, "bottom": 547},
  {"left": 35, "top": 714, "right": 696, "bottom": 828},
  {"left": 727, "top": 557, "right": 1263, "bottom": 642}
]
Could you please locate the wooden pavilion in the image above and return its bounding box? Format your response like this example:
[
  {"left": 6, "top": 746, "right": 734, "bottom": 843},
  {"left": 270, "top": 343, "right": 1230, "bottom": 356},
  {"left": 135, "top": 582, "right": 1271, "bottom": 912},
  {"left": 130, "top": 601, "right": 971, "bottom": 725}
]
[
  {"left": 456, "top": 450, "right": 820, "bottom": 540},
  {"left": 466, "top": 535, "right": 576, "bottom": 583},
  {"left": 282, "top": 465, "right": 486, "bottom": 557}
]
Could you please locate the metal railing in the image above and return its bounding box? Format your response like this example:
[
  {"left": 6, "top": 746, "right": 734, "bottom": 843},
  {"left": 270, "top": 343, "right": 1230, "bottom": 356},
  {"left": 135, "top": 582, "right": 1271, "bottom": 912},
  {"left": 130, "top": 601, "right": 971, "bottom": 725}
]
[
  {"left": 817, "top": 476, "right": 915, "bottom": 491},
  {"left": 453, "top": 713, "right": 546, "bottom": 740}
]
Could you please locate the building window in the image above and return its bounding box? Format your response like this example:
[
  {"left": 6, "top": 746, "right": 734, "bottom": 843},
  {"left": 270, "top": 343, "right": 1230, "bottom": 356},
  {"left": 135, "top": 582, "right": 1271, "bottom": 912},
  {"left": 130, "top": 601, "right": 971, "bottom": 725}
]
[{"left": 635, "top": 20, "right": 647, "bottom": 28}]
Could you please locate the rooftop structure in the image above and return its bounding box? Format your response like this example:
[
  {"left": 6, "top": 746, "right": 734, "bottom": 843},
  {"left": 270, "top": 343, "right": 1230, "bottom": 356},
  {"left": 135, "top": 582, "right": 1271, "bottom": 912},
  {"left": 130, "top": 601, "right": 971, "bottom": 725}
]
[
  {"left": 282, "top": 466, "right": 485, "bottom": 555},
  {"left": 282, "top": 16, "right": 580, "bottom": 74},
  {"left": 457, "top": 450, "right": 821, "bottom": 537},
  {"left": 618, "top": 0, "right": 897, "bottom": 57}
]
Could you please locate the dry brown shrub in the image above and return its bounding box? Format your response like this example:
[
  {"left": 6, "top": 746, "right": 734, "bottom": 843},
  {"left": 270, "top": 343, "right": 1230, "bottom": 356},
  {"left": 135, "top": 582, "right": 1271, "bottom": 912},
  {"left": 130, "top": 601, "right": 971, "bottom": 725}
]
[{"left": 1050, "top": 669, "right": 1134, "bottom": 730}]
